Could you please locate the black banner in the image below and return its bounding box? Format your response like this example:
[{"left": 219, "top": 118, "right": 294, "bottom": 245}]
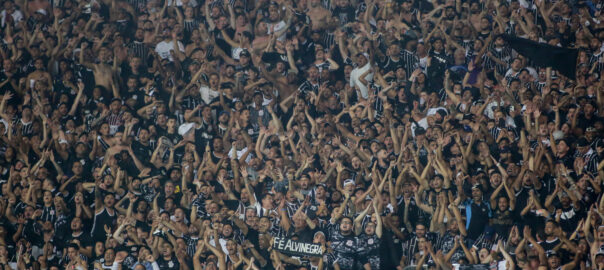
[
  {"left": 272, "top": 237, "right": 323, "bottom": 257},
  {"left": 502, "top": 34, "right": 578, "bottom": 79}
]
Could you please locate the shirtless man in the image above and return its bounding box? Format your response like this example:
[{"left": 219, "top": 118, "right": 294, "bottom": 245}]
[
  {"left": 307, "top": 0, "right": 331, "bottom": 31},
  {"left": 469, "top": 1, "right": 483, "bottom": 32},
  {"left": 79, "top": 42, "right": 115, "bottom": 96},
  {"left": 26, "top": 58, "right": 52, "bottom": 91}
]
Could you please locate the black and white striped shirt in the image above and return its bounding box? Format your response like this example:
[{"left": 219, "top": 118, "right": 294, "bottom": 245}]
[
  {"left": 321, "top": 0, "right": 333, "bottom": 11},
  {"left": 183, "top": 234, "right": 199, "bottom": 257},
  {"left": 574, "top": 148, "right": 600, "bottom": 176},
  {"left": 127, "top": 41, "right": 149, "bottom": 62},
  {"left": 298, "top": 80, "right": 319, "bottom": 94},
  {"left": 589, "top": 52, "right": 604, "bottom": 73},
  {"left": 128, "top": 0, "right": 147, "bottom": 13},
  {"left": 484, "top": 45, "right": 512, "bottom": 75},
  {"left": 40, "top": 206, "right": 56, "bottom": 223},
  {"left": 400, "top": 50, "right": 419, "bottom": 79},
  {"left": 183, "top": 19, "right": 202, "bottom": 36},
  {"left": 13, "top": 118, "right": 33, "bottom": 136}
]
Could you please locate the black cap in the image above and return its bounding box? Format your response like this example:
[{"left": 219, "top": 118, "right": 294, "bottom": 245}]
[
  {"left": 415, "top": 127, "right": 426, "bottom": 135},
  {"left": 577, "top": 137, "right": 590, "bottom": 147},
  {"left": 547, "top": 251, "right": 559, "bottom": 258},
  {"left": 239, "top": 50, "right": 250, "bottom": 57},
  {"left": 595, "top": 139, "right": 604, "bottom": 149}
]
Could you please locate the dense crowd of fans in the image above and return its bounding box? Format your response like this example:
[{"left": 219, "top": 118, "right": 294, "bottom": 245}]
[{"left": 1, "top": 0, "right": 604, "bottom": 269}]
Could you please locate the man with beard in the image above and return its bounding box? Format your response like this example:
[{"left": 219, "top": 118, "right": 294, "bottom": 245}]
[
  {"left": 66, "top": 217, "right": 93, "bottom": 258},
  {"left": 459, "top": 185, "right": 491, "bottom": 242},
  {"left": 132, "top": 246, "right": 160, "bottom": 270},
  {"left": 485, "top": 35, "right": 512, "bottom": 76},
  {"left": 379, "top": 43, "right": 404, "bottom": 74},
  {"left": 327, "top": 216, "right": 358, "bottom": 269},
  {"left": 154, "top": 30, "right": 185, "bottom": 63},
  {"left": 154, "top": 241, "right": 180, "bottom": 270},
  {"left": 127, "top": 28, "right": 149, "bottom": 61},
  {"left": 131, "top": 125, "right": 153, "bottom": 163},
  {"left": 573, "top": 137, "right": 600, "bottom": 175},
  {"left": 539, "top": 220, "right": 573, "bottom": 255},
  {"left": 513, "top": 169, "right": 544, "bottom": 213},
  {"left": 332, "top": 0, "right": 355, "bottom": 25},
  {"left": 545, "top": 186, "right": 583, "bottom": 233},
  {"left": 437, "top": 204, "right": 468, "bottom": 263},
  {"left": 554, "top": 139, "right": 575, "bottom": 170},
  {"left": 401, "top": 223, "right": 438, "bottom": 266},
  {"left": 589, "top": 37, "right": 603, "bottom": 66},
  {"left": 357, "top": 200, "right": 383, "bottom": 270}
]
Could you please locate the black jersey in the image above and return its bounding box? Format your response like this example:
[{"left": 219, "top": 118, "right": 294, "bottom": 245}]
[{"left": 91, "top": 207, "right": 117, "bottom": 242}]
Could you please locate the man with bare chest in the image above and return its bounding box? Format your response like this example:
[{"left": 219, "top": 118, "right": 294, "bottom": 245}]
[{"left": 79, "top": 42, "right": 114, "bottom": 93}]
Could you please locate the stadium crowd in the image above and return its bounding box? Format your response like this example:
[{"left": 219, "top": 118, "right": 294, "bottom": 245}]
[{"left": 1, "top": 0, "right": 604, "bottom": 269}]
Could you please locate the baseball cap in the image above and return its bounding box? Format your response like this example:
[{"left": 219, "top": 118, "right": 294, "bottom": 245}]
[
  {"left": 239, "top": 50, "right": 250, "bottom": 57},
  {"left": 577, "top": 137, "right": 590, "bottom": 147},
  {"left": 547, "top": 251, "right": 559, "bottom": 258}
]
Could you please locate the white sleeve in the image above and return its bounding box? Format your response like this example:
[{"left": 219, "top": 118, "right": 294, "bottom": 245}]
[{"left": 417, "top": 118, "right": 428, "bottom": 129}]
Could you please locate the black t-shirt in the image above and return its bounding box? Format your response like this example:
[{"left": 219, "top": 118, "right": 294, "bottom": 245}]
[
  {"left": 293, "top": 226, "right": 318, "bottom": 243},
  {"left": 464, "top": 199, "right": 491, "bottom": 240},
  {"left": 555, "top": 204, "right": 583, "bottom": 233},
  {"left": 156, "top": 255, "right": 180, "bottom": 270},
  {"left": 67, "top": 231, "right": 93, "bottom": 249},
  {"left": 0, "top": 69, "right": 24, "bottom": 94},
  {"left": 131, "top": 140, "right": 153, "bottom": 163},
  {"left": 577, "top": 113, "right": 602, "bottom": 131},
  {"left": 333, "top": 5, "right": 355, "bottom": 24},
  {"left": 491, "top": 208, "right": 514, "bottom": 238},
  {"left": 327, "top": 224, "right": 358, "bottom": 270},
  {"left": 122, "top": 89, "right": 146, "bottom": 109},
  {"left": 540, "top": 238, "right": 561, "bottom": 253},
  {"left": 358, "top": 233, "right": 381, "bottom": 269},
  {"left": 212, "top": 27, "right": 236, "bottom": 56}
]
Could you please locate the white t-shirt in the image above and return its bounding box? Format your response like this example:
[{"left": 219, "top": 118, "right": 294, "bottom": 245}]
[
  {"left": 166, "top": 0, "right": 197, "bottom": 7},
  {"left": 199, "top": 85, "right": 219, "bottom": 105},
  {"left": 0, "top": 9, "right": 23, "bottom": 28},
  {"left": 349, "top": 63, "right": 373, "bottom": 99},
  {"left": 411, "top": 118, "right": 428, "bottom": 137},
  {"left": 267, "top": 20, "right": 287, "bottom": 42},
  {"left": 228, "top": 146, "right": 252, "bottom": 163},
  {"left": 154, "top": 40, "right": 185, "bottom": 62}
]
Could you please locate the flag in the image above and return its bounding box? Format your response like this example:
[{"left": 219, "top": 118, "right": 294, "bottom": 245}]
[{"left": 502, "top": 35, "right": 578, "bottom": 79}]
